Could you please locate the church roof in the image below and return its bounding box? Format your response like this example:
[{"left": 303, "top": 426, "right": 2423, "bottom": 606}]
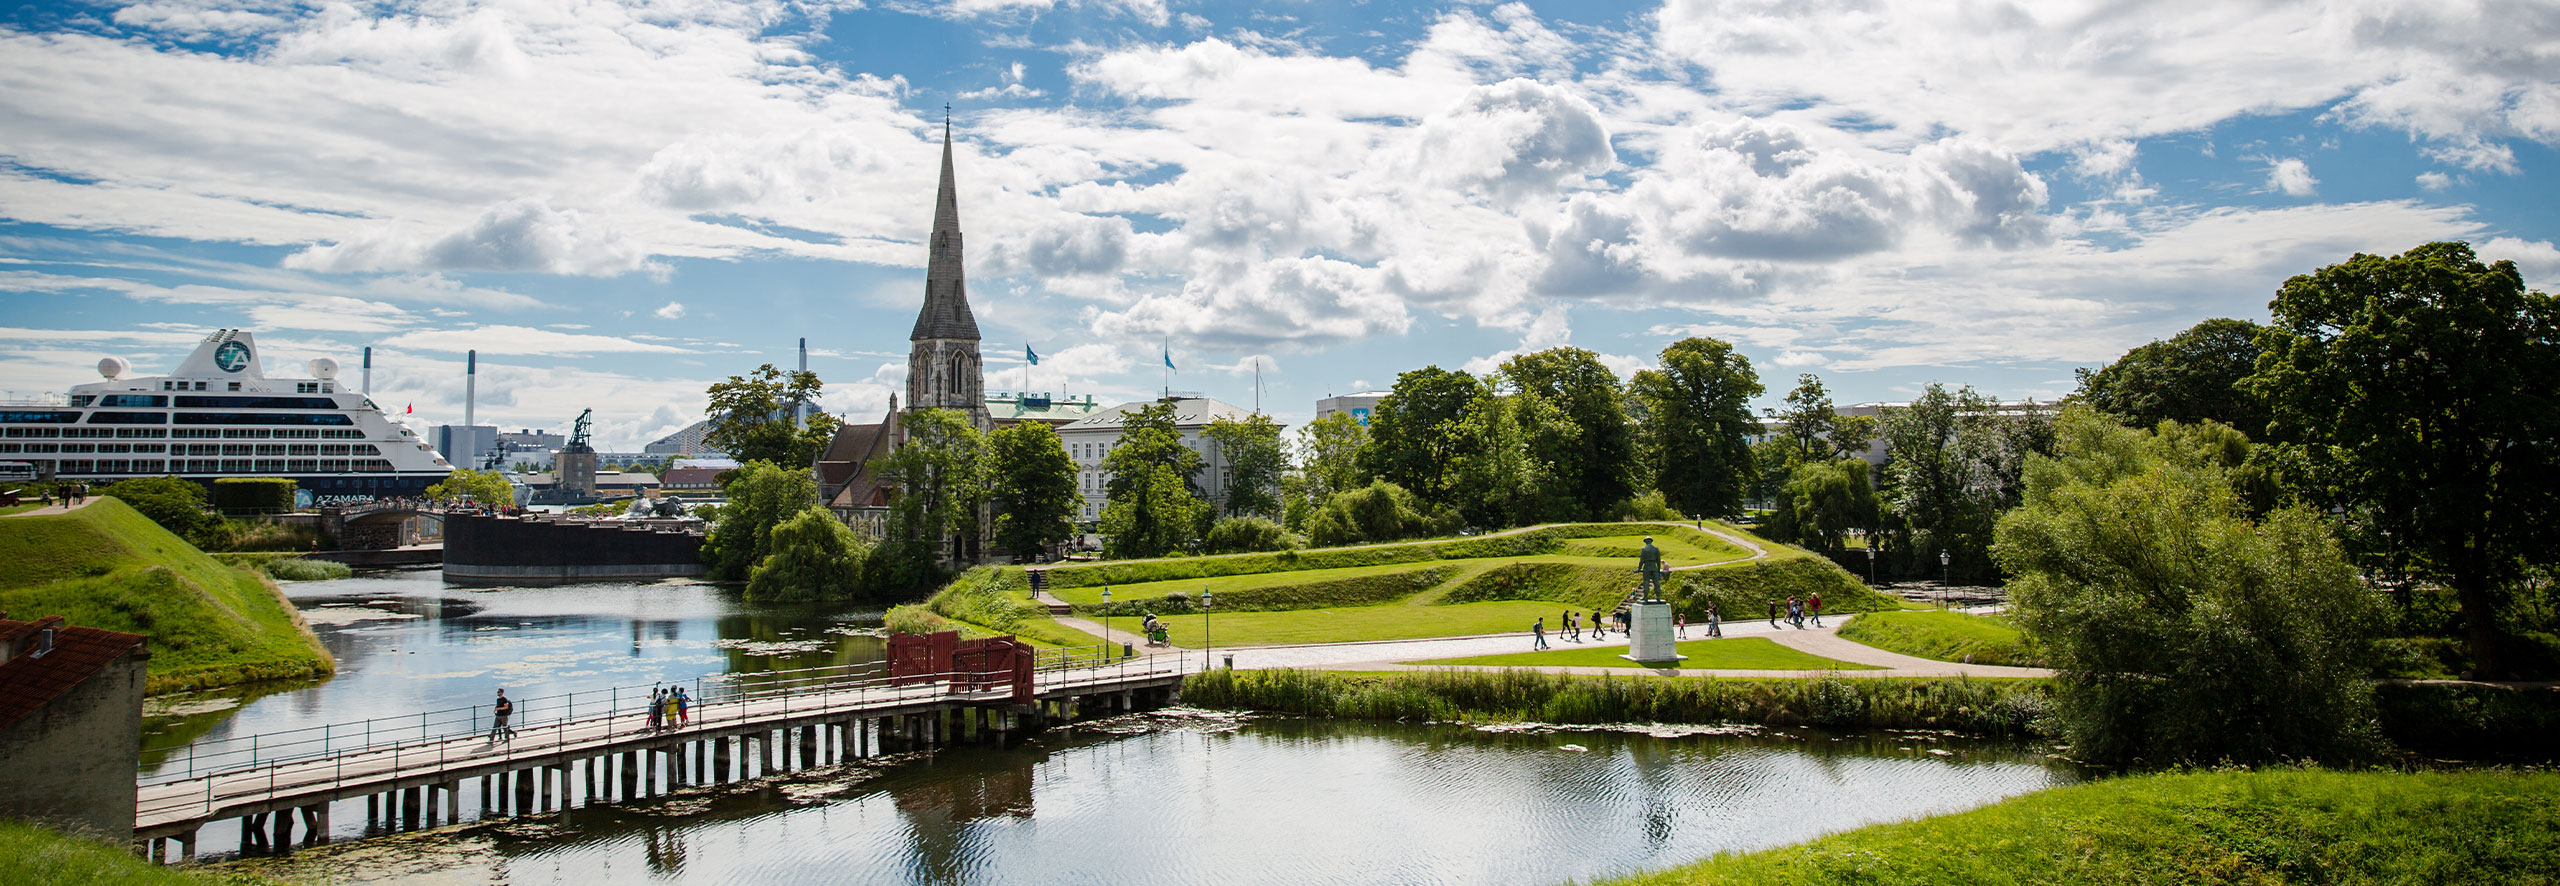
[{"left": 911, "top": 123, "right": 980, "bottom": 342}]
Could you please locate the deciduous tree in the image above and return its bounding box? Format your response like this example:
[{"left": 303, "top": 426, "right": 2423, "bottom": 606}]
[
  {"left": 2247, "top": 242, "right": 2560, "bottom": 678},
  {"left": 2076, "top": 317, "right": 2270, "bottom": 435},
  {"left": 704, "top": 364, "right": 840, "bottom": 467},
  {"left": 1101, "top": 401, "right": 1210, "bottom": 559},
  {"left": 1203, "top": 412, "right": 1286, "bottom": 519},
  {"left": 746, "top": 509, "right": 868, "bottom": 602},
  {"left": 878, "top": 408, "right": 983, "bottom": 577},
  {"left": 1629, "top": 337, "right": 1762, "bottom": 519},
  {"left": 425, "top": 469, "right": 512, "bottom": 508},
  {"left": 983, "top": 421, "right": 1078, "bottom": 561},
  {"left": 1996, "top": 408, "right": 2380, "bottom": 764},
  {"left": 1500, "top": 347, "right": 1635, "bottom": 520},
  {"left": 703, "top": 460, "right": 822, "bottom": 582}
]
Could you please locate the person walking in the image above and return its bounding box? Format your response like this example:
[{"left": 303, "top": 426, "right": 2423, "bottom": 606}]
[
  {"left": 647, "top": 687, "right": 665, "bottom": 732},
  {"left": 1706, "top": 600, "right": 1722, "bottom": 638},
  {"left": 674, "top": 686, "right": 691, "bottom": 727},
  {"left": 1787, "top": 595, "right": 1803, "bottom": 629},
  {"left": 490, "top": 689, "right": 516, "bottom": 742},
  {"left": 1809, "top": 592, "right": 1824, "bottom": 627},
  {"left": 1768, "top": 599, "right": 1780, "bottom": 628},
  {"left": 1532, "top": 617, "right": 1550, "bottom": 650},
  {"left": 1593, "top": 609, "right": 1607, "bottom": 637}
]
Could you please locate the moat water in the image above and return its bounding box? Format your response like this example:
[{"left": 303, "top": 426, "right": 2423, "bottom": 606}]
[{"left": 155, "top": 570, "right": 2083, "bottom": 885}]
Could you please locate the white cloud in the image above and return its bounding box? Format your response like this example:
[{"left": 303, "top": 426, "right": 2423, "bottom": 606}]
[
  {"left": 380, "top": 325, "right": 693, "bottom": 356},
  {"left": 2480, "top": 236, "right": 2560, "bottom": 291},
  {"left": 2416, "top": 171, "right": 2456, "bottom": 191},
  {"left": 286, "top": 198, "right": 661, "bottom": 277},
  {"left": 2265, "top": 158, "right": 2320, "bottom": 196},
  {"left": 655, "top": 301, "right": 685, "bottom": 320}
]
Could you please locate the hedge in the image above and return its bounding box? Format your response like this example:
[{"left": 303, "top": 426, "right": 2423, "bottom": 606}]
[{"left": 210, "top": 478, "right": 297, "bottom": 515}]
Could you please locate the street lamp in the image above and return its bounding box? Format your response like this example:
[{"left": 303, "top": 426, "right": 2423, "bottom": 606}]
[
  {"left": 1938, "top": 550, "right": 1952, "bottom": 609},
  {"left": 1863, "top": 539, "right": 1878, "bottom": 588},
  {"left": 1101, "top": 585, "right": 1113, "bottom": 659},
  {"left": 1201, "top": 591, "right": 1215, "bottom": 672}
]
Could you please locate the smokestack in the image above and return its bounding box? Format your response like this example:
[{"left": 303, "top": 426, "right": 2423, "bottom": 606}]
[
  {"left": 361, "top": 346, "right": 372, "bottom": 396},
  {"left": 463, "top": 349, "right": 477, "bottom": 430},
  {"left": 797, "top": 337, "right": 809, "bottom": 428}
]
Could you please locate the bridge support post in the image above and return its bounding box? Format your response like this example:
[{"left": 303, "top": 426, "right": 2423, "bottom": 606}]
[
  {"left": 401, "top": 787, "right": 420, "bottom": 829},
  {"left": 366, "top": 792, "right": 379, "bottom": 827},
  {"left": 424, "top": 782, "right": 439, "bottom": 823},
  {"left": 713, "top": 736, "right": 731, "bottom": 782},
  {"left": 620, "top": 751, "right": 639, "bottom": 799},
  {"left": 799, "top": 725, "right": 816, "bottom": 768},
  {"left": 270, "top": 805, "right": 294, "bottom": 854},
  {"left": 515, "top": 767, "right": 536, "bottom": 812},
  {"left": 238, "top": 814, "right": 259, "bottom": 854},
  {"left": 177, "top": 828, "right": 196, "bottom": 862},
  {"left": 303, "top": 803, "right": 328, "bottom": 846},
  {"left": 445, "top": 781, "right": 461, "bottom": 824}
]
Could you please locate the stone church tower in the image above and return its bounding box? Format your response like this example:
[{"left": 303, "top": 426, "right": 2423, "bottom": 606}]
[{"left": 906, "top": 121, "right": 992, "bottom": 433}]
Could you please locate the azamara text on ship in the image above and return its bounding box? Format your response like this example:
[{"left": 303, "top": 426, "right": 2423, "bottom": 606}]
[{"left": 0, "top": 329, "right": 453, "bottom": 502}]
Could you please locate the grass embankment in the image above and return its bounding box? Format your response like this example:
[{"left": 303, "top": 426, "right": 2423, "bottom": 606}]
[
  {"left": 0, "top": 498, "right": 333, "bottom": 693},
  {"left": 1182, "top": 668, "right": 2046, "bottom": 734},
  {"left": 1044, "top": 522, "right": 1894, "bottom": 648},
  {"left": 1835, "top": 610, "right": 2039, "bottom": 667},
  {"left": 0, "top": 820, "right": 283, "bottom": 886},
  {"left": 898, "top": 566, "right": 1114, "bottom": 650},
  {"left": 1603, "top": 769, "right": 2560, "bottom": 886},
  {"left": 1413, "top": 636, "right": 1881, "bottom": 670}
]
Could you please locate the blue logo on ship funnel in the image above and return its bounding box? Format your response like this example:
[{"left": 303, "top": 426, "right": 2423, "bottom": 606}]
[{"left": 215, "top": 341, "right": 252, "bottom": 373}]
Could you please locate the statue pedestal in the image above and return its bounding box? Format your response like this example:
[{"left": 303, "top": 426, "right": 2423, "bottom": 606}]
[{"left": 1621, "top": 600, "right": 1686, "bottom": 665}]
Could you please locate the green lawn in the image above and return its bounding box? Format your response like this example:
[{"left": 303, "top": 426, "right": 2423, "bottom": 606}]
[
  {"left": 1602, "top": 769, "right": 2560, "bottom": 886},
  {"left": 1408, "top": 636, "right": 1881, "bottom": 670},
  {"left": 0, "top": 502, "right": 43, "bottom": 516},
  {"left": 2, "top": 819, "right": 288, "bottom": 886},
  {"left": 1047, "top": 559, "right": 1464, "bottom": 606},
  {"left": 1146, "top": 599, "right": 1567, "bottom": 647},
  {"left": 1835, "top": 610, "right": 2038, "bottom": 667}
]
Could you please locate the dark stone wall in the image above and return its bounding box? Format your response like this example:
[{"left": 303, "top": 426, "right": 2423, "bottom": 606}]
[
  {"left": 444, "top": 514, "right": 704, "bottom": 585},
  {"left": 0, "top": 653, "right": 145, "bottom": 838}
]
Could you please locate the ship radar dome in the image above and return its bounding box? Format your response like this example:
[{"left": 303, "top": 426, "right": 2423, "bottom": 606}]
[
  {"left": 308, "top": 357, "right": 340, "bottom": 379},
  {"left": 98, "top": 356, "right": 130, "bottom": 379}
]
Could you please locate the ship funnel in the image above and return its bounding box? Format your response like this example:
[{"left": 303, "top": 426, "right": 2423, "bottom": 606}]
[
  {"left": 464, "top": 349, "right": 477, "bottom": 430},
  {"left": 362, "top": 346, "right": 372, "bottom": 396}
]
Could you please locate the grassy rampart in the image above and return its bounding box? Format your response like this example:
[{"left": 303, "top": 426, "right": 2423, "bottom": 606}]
[
  {"left": 1180, "top": 668, "right": 2050, "bottom": 735},
  {"left": 902, "top": 566, "right": 1113, "bottom": 649},
  {"left": 0, "top": 498, "right": 333, "bottom": 693},
  {"left": 1601, "top": 769, "right": 2560, "bottom": 886},
  {"left": 1835, "top": 609, "right": 2039, "bottom": 667},
  {"left": 1044, "top": 522, "right": 1750, "bottom": 589}
]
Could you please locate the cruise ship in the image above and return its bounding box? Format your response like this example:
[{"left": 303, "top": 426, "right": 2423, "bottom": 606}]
[{"left": 0, "top": 329, "right": 454, "bottom": 502}]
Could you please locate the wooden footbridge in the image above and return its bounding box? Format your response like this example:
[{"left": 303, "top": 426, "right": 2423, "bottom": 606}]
[{"left": 134, "top": 636, "right": 1190, "bottom": 863}]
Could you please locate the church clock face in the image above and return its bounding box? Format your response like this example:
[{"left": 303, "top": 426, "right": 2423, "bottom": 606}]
[{"left": 214, "top": 341, "right": 253, "bottom": 373}]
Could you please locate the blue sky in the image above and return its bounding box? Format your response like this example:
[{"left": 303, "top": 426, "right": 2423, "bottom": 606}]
[{"left": 1, "top": 0, "right": 2554, "bottom": 449}]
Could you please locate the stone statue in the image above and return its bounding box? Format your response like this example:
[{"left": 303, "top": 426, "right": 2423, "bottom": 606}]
[{"left": 1637, "top": 536, "right": 1664, "bottom": 601}]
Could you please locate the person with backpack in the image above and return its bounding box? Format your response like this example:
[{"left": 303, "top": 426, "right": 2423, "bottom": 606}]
[
  {"left": 1809, "top": 592, "right": 1824, "bottom": 627},
  {"left": 490, "top": 689, "right": 516, "bottom": 742},
  {"left": 1532, "top": 617, "right": 1550, "bottom": 650}
]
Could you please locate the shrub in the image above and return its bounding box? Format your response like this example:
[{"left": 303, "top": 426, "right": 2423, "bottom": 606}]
[
  {"left": 194, "top": 518, "right": 320, "bottom": 553},
  {"left": 1203, "top": 516, "right": 1301, "bottom": 554},
  {"left": 260, "top": 557, "right": 351, "bottom": 582},
  {"left": 1181, "top": 668, "right": 2052, "bottom": 735},
  {"left": 95, "top": 476, "right": 214, "bottom": 542},
  {"left": 1303, "top": 481, "right": 1454, "bottom": 547},
  {"left": 1610, "top": 490, "right": 1683, "bottom": 522},
  {"left": 209, "top": 478, "right": 297, "bottom": 515}
]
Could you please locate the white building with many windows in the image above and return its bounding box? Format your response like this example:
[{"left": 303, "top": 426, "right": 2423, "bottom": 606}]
[{"left": 1056, "top": 396, "right": 1278, "bottom": 527}]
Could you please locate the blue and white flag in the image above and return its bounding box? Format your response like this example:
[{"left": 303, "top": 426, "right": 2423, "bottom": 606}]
[
  {"left": 1162, "top": 347, "right": 1175, "bottom": 370},
  {"left": 1025, "top": 344, "right": 1039, "bottom": 366}
]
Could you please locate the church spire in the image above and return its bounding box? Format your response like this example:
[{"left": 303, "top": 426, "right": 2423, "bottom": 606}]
[{"left": 911, "top": 115, "right": 979, "bottom": 342}]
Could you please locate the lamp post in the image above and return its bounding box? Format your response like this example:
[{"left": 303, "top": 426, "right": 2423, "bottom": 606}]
[
  {"left": 1201, "top": 591, "right": 1215, "bottom": 672},
  {"left": 1863, "top": 539, "right": 1877, "bottom": 588},
  {"left": 1938, "top": 550, "right": 1952, "bottom": 609},
  {"left": 1101, "top": 586, "right": 1113, "bottom": 659}
]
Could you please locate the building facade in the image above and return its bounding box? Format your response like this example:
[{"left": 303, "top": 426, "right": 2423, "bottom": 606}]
[{"left": 1057, "top": 396, "right": 1278, "bottom": 527}]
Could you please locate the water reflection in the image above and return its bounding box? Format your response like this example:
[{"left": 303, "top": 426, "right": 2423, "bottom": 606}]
[
  {"left": 234, "top": 716, "right": 2080, "bottom": 886},
  {"left": 143, "top": 568, "right": 890, "bottom": 767}
]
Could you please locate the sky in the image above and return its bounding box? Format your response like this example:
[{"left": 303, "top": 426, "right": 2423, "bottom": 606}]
[{"left": 1, "top": 0, "right": 2554, "bottom": 450}]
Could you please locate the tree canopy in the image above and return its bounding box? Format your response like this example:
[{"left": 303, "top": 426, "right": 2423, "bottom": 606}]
[
  {"left": 983, "top": 421, "right": 1078, "bottom": 561},
  {"left": 878, "top": 408, "right": 983, "bottom": 577},
  {"left": 1100, "top": 401, "right": 1210, "bottom": 558},
  {"left": 703, "top": 364, "right": 841, "bottom": 467},
  {"left": 702, "top": 460, "right": 822, "bottom": 582},
  {"left": 1500, "top": 347, "right": 1635, "bottom": 520},
  {"left": 425, "top": 468, "right": 512, "bottom": 508},
  {"left": 1202, "top": 412, "right": 1286, "bottom": 519},
  {"left": 745, "top": 508, "right": 868, "bottom": 602},
  {"left": 2076, "top": 317, "right": 2270, "bottom": 435},
  {"left": 1286, "top": 410, "right": 1367, "bottom": 530},
  {"left": 1628, "top": 337, "right": 1761, "bottom": 519},
  {"left": 2247, "top": 241, "right": 2560, "bottom": 679}
]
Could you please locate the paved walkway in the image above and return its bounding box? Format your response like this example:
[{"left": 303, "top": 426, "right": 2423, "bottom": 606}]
[
  {"left": 1054, "top": 606, "right": 2048, "bottom": 679},
  {"left": 1, "top": 494, "right": 96, "bottom": 517}
]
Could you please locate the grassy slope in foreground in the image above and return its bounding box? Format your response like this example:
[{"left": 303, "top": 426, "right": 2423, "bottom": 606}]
[
  {"left": 0, "top": 819, "right": 283, "bottom": 886},
  {"left": 0, "top": 498, "right": 332, "bottom": 693},
  {"left": 1604, "top": 769, "right": 2560, "bottom": 886},
  {"left": 1410, "top": 636, "right": 1882, "bottom": 670},
  {"left": 909, "top": 566, "right": 1112, "bottom": 649},
  {"left": 1834, "top": 610, "right": 2038, "bottom": 667}
]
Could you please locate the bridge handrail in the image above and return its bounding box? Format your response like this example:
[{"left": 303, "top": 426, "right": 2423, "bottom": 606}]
[{"left": 138, "top": 651, "right": 1190, "bottom": 792}]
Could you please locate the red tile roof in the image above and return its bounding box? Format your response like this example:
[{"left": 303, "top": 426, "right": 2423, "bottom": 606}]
[{"left": 0, "top": 615, "right": 148, "bottom": 732}]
